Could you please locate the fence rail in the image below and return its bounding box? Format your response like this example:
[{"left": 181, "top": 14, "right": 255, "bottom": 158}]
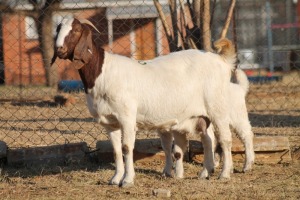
[{"left": 0, "top": 0, "right": 299, "bottom": 150}]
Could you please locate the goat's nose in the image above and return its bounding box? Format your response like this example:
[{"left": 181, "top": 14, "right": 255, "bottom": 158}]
[{"left": 57, "top": 46, "right": 66, "bottom": 52}]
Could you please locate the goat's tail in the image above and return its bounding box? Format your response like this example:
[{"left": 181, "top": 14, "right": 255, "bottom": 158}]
[
  {"left": 235, "top": 68, "right": 249, "bottom": 95},
  {"left": 213, "top": 38, "right": 236, "bottom": 67}
]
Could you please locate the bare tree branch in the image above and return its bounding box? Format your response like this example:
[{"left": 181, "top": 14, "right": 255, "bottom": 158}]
[
  {"left": 202, "top": 0, "right": 212, "bottom": 51},
  {"left": 178, "top": 0, "right": 197, "bottom": 49},
  {"left": 192, "top": 0, "right": 201, "bottom": 28},
  {"left": 153, "top": 0, "right": 177, "bottom": 51},
  {"left": 168, "top": 0, "right": 180, "bottom": 51},
  {"left": 220, "top": 0, "right": 236, "bottom": 39},
  {"left": 153, "top": 0, "right": 172, "bottom": 37},
  {"left": 179, "top": 0, "right": 188, "bottom": 26}
]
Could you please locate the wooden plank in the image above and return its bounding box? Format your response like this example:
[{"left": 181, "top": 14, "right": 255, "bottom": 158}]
[
  {"left": 191, "top": 150, "right": 292, "bottom": 164},
  {"left": 7, "top": 142, "right": 88, "bottom": 165},
  {"left": 189, "top": 136, "right": 291, "bottom": 153},
  {"left": 97, "top": 136, "right": 291, "bottom": 164},
  {"left": 190, "top": 136, "right": 292, "bottom": 164},
  {"left": 96, "top": 139, "right": 166, "bottom": 163}
]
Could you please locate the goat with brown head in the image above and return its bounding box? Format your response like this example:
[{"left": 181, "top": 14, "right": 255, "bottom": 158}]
[{"left": 51, "top": 17, "right": 104, "bottom": 93}]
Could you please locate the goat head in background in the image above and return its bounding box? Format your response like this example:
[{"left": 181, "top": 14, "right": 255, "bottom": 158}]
[{"left": 51, "top": 18, "right": 95, "bottom": 69}]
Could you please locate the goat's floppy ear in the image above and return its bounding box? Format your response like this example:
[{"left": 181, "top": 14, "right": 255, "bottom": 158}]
[
  {"left": 73, "top": 24, "right": 93, "bottom": 69},
  {"left": 51, "top": 24, "right": 61, "bottom": 66}
]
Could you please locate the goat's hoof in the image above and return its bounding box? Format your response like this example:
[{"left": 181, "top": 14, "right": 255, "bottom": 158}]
[
  {"left": 243, "top": 162, "right": 254, "bottom": 173},
  {"left": 199, "top": 170, "right": 208, "bottom": 179},
  {"left": 162, "top": 173, "right": 173, "bottom": 178},
  {"left": 109, "top": 179, "right": 121, "bottom": 186},
  {"left": 121, "top": 181, "right": 134, "bottom": 188},
  {"left": 174, "top": 175, "right": 184, "bottom": 179},
  {"left": 218, "top": 173, "right": 231, "bottom": 180},
  {"left": 162, "top": 170, "right": 173, "bottom": 178},
  {"left": 109, "top": 176, "right": 123, "bottom": 186}
]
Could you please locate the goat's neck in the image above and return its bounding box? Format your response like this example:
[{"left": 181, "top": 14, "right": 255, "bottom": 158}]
[{"left": 78, "top": 45, "right": 105, "bottom": 94}]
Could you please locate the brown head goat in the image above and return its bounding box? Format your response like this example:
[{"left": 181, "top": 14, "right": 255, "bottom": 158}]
[
  {"left": 51, "top": 18, "right": 103, "bottom": 93},
  {"left": 52, "top": 17, "right": 239, "bottom": 187}
]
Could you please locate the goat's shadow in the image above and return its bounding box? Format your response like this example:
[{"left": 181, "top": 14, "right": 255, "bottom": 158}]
[
  {"left": 0, "top": 158, "right": 115, "bottom": 179},
  {"left": 11, "top": 100, "right": 60, "bottom": 108}
]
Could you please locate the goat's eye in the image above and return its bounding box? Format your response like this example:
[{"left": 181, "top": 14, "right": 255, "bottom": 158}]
[{"left": 74, "top": 28, "right": 80, "bottom": 33}]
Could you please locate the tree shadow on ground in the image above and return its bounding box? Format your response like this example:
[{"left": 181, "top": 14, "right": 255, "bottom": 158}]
[{"left": 249, "top": 112, "right": 300, "bottom": 128}]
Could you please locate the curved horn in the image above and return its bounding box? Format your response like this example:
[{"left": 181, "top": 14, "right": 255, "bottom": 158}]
[{"left": 79, "top": 19, "right": 101, "bottom": 34}]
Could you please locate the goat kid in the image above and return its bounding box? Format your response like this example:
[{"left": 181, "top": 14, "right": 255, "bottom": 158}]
[
  {"left": 161, "top": 69, "right": 255, "bottom": 179},
  {"left": 224, "top": 68, "right": 255, "bottom": 173},
  {"left": 159, "top": 116, "right": 216, "bottom": 179},
  {"left": 52, "top": 17, "right": 236, "bottom": 187}
]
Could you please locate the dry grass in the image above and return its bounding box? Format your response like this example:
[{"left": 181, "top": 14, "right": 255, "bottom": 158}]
[
  {"left": 0, "top": 161, "right": 299, "bottom": 199},
  {"left": 0, "top": 71, "right": 299, "bottom": 199}
]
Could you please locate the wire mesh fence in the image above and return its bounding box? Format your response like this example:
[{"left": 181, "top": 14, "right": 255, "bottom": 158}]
[{"left": 0, "top": 0, "right": 299, "bottom": 151}]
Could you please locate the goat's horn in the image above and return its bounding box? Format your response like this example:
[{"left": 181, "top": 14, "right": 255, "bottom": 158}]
[{"left": 79, "top": 19, "right": 101, "bottom": 34}]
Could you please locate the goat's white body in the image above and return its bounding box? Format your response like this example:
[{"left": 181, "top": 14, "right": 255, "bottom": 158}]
[
  {"left": 88, "top": 50, "right": 232, "bottom": 132},
  {"left": 86, "top": 49, "right": 234, "bottom": 186}
]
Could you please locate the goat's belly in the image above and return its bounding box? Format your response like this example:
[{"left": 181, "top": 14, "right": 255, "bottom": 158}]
[
  {"left": 136, "top": 118, "right": 179, "bottom": 132},
  {"left": 136, "top": 116, "right": 203, "bottom": 136}
]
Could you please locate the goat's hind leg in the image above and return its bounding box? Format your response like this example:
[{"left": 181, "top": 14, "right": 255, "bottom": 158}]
[
  {"left": 108, "top": 129, "right": 124, "bottom": 186},
  {"left": 214, "top": 119, "right": 233, "bottom": 179},
  {"left": 159, "top": 131, "right": 174, "bottom": 177},
  {"left": 199, "top": 126, "right": 216, "bottom": 179},
  {"left": 232, "top": 120, "right": 255, "bottom": 172}
]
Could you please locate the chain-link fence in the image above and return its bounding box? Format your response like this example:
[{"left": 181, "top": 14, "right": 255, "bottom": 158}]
[{"left": 0, "top": 0, "right": 299, "bottom": 151}]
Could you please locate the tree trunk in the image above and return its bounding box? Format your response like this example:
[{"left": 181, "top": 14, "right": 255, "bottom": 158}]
[{"left": 35, "top": 0, "right": 60, "bottom": 87}]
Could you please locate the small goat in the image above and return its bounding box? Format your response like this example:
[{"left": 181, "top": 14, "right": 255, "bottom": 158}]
[
  {"left": 160, "top": 69, "right": 255, "bottom": 179},
  {"left": 52, "top": 17, "right": 236, "bottom": 187}
]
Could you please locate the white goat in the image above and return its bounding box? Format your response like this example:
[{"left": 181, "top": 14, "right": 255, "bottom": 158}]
[
  {"left": 160, "top": 69, "right": 255, "bottom": 179},
  {"left": 52, "top": 17, "right": 236, "bottom": 187}
]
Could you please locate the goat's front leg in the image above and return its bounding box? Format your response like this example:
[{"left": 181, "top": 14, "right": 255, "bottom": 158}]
[
  {"left": 199, "top": 126, "right": 216, "bottom": 179},
  {"left": 159, "top": 131, "right": 174, "bottom": 177},
  {"left": 108, "top": 129, "right": 124, "bottom": 186},
  {"left": 173, "top": 132, "right": 188, "bottom": 178},
  {"left": 119, "top": 118, "right": 136, "bottom": 188}
]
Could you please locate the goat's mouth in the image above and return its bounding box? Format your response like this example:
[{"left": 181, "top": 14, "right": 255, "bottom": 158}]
[{"left": 57, "top": 51, "right": 68, "bottom": 58}]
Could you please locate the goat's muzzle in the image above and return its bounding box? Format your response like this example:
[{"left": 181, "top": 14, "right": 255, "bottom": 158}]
[
  {"left": 56, "top": 46, "right": 68, "bottom": 58},
  {"left": 51, "top": 46, "right": 67, "bottom": 66}
]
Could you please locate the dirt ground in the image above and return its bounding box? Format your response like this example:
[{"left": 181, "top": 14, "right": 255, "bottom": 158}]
[
  {"left": 0, "top": 71, "right": 299, "bottom": 199},
  {"left": 0, "top": 159, "right": 299, "bottom": 199}
]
